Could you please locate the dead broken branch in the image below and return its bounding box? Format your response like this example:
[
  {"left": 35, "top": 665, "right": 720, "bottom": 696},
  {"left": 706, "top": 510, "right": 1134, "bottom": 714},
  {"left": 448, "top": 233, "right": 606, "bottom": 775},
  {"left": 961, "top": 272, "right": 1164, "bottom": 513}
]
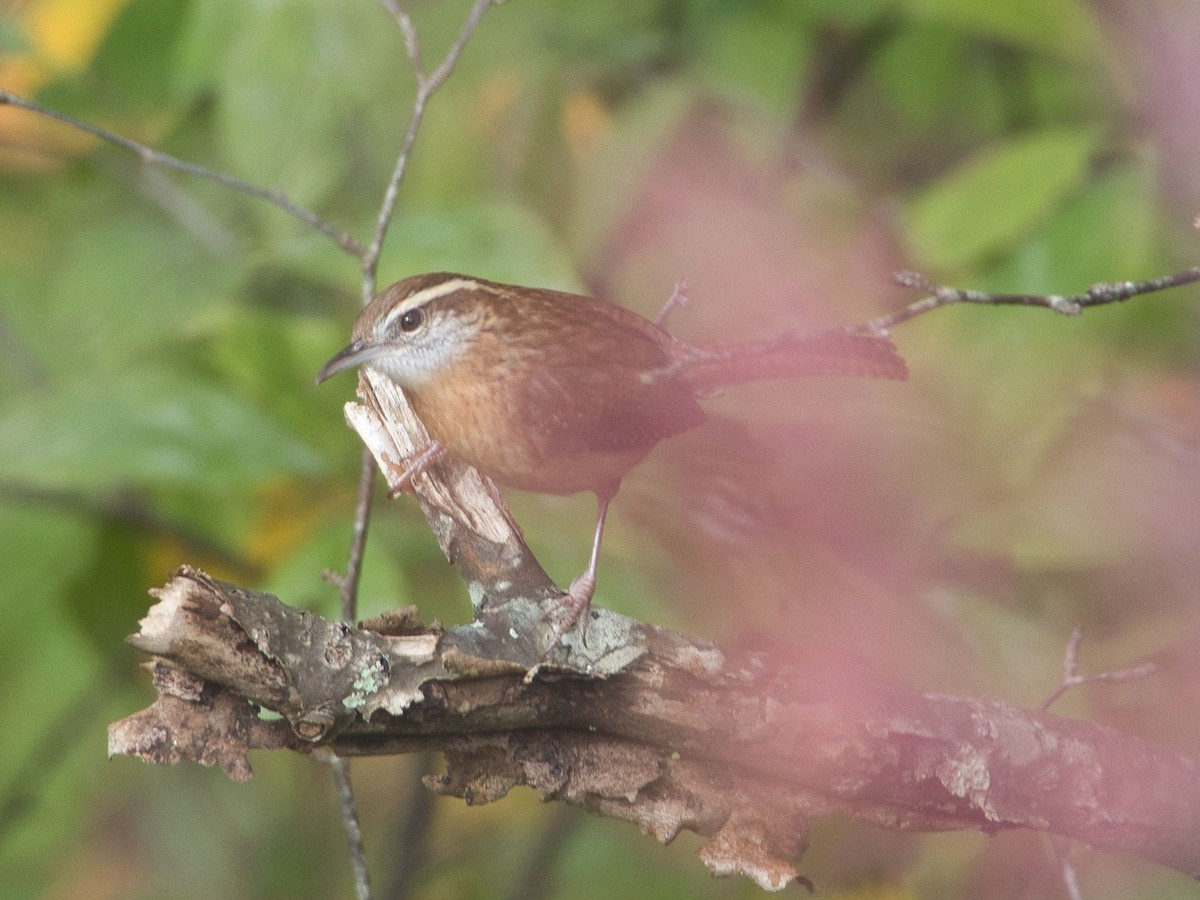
[{"left": 110, "top": 567, "right": 1200, "bottom": 891}]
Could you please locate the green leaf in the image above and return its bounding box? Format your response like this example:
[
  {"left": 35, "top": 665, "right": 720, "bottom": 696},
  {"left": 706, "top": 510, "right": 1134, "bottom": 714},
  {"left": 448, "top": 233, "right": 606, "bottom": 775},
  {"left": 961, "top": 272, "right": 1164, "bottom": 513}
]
[
  {"left": 695, "top": 11, "right": 811, "bottom": 118},
  {"left": 380, "top": 200, "right": 583, "bottom": 290},
  {"left": 904, "top": 126, "right": 1100, "bottom": 270},
  {"left": 0, "top": 368, "right": 325, "bottom": 493},
  {"left": 773, "top": 0, "right": 897, "bottom": 28},
  {"left": 202, "top": 304, "right": 352, "bottom": 451},
  {"left": 0, "top": 506, "right": 98, "bottom": 653},
  {"left": 0, "top": 12, "right": 32, "bottom": 54},
  {"left": 0, "top": 507, "right": 108, "bottom": 888},
  {"left": 987, "top": 162, "right": 1160, "bottom": 291},
  {"left": 91, "top": 0, "right": 192, "bottom": 112},
  {"left": 869, "top": 25, "right": 1004, "bottom": 131},
  {"left": 9, "top": 211, "right": 240, "bottom": 380},
  {"left": 983, "top": 162, "right": 1194, "bottom": 363},
  {"left": 905, "top": 0, "right": 1105, "bottom": 60},
  {"left": 61, "top": 519, "right": 164, "bottom": 654},
  {"left": 212, "top": 0, "right": 399, "bottom": 209}
]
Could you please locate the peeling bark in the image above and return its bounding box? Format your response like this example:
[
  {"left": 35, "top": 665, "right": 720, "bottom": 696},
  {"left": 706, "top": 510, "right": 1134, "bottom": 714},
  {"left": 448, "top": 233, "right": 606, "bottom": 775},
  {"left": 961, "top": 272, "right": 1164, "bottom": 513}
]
[
  {"left": 107, "top": 371, "right": 1200, "bottom": 890},
  {"left": 109, "top": 568, "right": 1200, "bottom": 890},
  {"left": 108, "top": 371, "right": 1200, "bottom": 890}
]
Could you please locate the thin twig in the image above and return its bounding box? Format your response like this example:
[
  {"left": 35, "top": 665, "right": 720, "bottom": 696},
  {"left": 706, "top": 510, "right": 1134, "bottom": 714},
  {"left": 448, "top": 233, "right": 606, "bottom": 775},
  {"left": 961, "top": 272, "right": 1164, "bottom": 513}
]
[
  {"left": 126, "top": 165, "right": 239, "bottom": 256},
  {"left": 339, "top": 448, "right": 378, "bottom": 621},
  {"left": 327, "top": 755, "right": 373, "bottom": 900},
  {"left": 1039, "top": 626, "right": 1157, "bottom": 712},
  {"left": 338, "top": 0, "right": 499, "bottom": 655},
  {"left": 654, "top": 278, "right": 690, "bottom": 328},
  {"left": 362, "top": 0, "right": 499, "bottom": 304},
  {"left": 6, "top": 7, "right": 500, "bottom": 897},
  {"left": 339, "top": 0, "right": 500, "bottom": 614},
  {"left": 1050, "top": 837, "right": 1083, "bottom": 900},
  {"left": 327, "top": 7, "right": 501, "bottom": 899},
  {"left": 862, "top": 266, "right": 1200, "bottom": 333},
  {"left": 0, "top": 89, "right": 365, "bottom": 258}
]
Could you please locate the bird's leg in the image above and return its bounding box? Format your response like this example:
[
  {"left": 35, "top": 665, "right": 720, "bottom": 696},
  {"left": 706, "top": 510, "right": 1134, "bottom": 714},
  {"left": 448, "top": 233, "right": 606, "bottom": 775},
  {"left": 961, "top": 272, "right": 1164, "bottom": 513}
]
[
  {"left": 552, "top": 488, "right": 614, "bottom": 645},
  {"left": 387, "top": 440, "right": 448, "bottom": 498}
]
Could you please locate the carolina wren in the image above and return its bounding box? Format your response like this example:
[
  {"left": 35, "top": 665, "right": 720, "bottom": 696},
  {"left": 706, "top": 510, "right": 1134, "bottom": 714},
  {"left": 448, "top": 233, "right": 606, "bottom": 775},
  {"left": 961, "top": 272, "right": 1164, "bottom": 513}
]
[{"left": 318, "top": 273, "right": 907, "bottom": 636}]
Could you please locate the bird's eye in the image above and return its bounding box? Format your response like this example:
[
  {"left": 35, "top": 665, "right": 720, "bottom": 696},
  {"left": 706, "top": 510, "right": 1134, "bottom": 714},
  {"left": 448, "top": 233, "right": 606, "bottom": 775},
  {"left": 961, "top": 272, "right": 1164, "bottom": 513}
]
[{"left": 398, "top": 308, "right": 424, "bottom": 333}]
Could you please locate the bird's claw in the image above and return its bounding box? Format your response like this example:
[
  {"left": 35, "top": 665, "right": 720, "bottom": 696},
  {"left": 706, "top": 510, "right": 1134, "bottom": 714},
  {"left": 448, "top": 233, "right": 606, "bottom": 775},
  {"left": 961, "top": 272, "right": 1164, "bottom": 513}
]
[{"left": 544, "top": 575, "right": 594, "bottom": 651}]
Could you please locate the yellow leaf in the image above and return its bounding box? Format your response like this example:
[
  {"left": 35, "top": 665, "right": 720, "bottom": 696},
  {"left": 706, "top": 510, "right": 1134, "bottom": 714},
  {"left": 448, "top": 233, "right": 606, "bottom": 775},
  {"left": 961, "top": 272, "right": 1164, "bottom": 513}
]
[
  {"left": 0, "top": 0, "right": 133, "bottom": 169},
  {"left": 22, "top": 0, "right": 131, "bottom": 72}
]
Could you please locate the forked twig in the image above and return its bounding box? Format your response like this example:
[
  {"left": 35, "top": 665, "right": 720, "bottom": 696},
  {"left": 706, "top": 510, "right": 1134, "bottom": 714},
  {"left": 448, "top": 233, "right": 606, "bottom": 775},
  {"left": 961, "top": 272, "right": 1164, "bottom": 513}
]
[
  {"left": 332, "top": 5, "right": 502, "bottom": 898},
  {"left": 1039, "top": 626, "right": 1157, "bottom": 713},
  {"left": 2, "top": 4, "right": 506, "bottom": 895},
  {"left": 14, "top": 8, "right": 1196, "bottom": 895},
  {"left": 654, "top": 278, "right": 690, "bottom": 328},
  {"left": 0, "top": 89, "right": 365, "bottom": 257},
  {"left": 364, "top": 0, "right": 501, "bottom": 303},
  {"left": 866, "top": 267, "right": 1200, "bottom": 333},
  {"left": 1036, "top": 628, "right": 1158, "bottom": 898},
  {"left": 334, "top": 0, "right": 501, "bottom": 627}
]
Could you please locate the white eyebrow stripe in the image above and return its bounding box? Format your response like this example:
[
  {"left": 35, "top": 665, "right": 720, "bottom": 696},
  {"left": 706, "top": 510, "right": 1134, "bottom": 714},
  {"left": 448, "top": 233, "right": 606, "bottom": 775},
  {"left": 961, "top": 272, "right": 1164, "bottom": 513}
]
[{"left": 382, "top": 278, "right": 481, "bottom": 331}]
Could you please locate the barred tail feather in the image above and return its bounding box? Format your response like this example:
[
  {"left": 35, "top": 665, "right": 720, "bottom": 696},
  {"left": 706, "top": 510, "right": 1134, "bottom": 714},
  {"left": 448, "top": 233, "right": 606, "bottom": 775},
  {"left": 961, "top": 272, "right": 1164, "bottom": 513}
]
[{"left": 681, "top": 332, "right": 908, "bottom": 395}]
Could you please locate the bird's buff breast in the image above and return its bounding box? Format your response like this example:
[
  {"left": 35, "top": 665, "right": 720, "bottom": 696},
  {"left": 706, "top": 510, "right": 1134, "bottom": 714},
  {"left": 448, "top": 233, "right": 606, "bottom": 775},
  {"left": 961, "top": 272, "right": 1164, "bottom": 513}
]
[{"left": 407, "top": 367, "right": 647, "bottom": 497}]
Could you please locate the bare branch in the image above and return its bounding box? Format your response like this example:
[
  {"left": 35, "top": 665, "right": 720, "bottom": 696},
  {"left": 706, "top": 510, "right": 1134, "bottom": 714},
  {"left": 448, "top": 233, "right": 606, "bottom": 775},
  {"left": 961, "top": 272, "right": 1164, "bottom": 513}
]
[
  {"left": 336, "top": 0, "right": 505, "bottom": 628},
  {"left": 654, "top": 278, "right": 690, "bottom": 328},
  {"left": 109, "top": 568, "right": 1200, "bottom": 889},
  {"left": 330, "top": 6, "right": 501, "bottom": 891},
  {"left": 1051, "top": 837, "right": 1084, "bottom": 900},
  {"left": 865, "top": 266, "right": 1200, "bottom": 332},
  {"left": 344, "top": 369, "right": 559, "bottom": 614},
  {"left": 325, "top": 755, "right": 373, "bottom": 900},
  {"left": 379, "top": 2, "right": 424, "bottom": 72},
  {"left": 331, "top": 451, "right": 379, "bottom": 622},
  {"left": 423, "top": 0, "right": 497, "bottom": 95},
  {"left": 0, "top": 89, "right": 365, "bottom": 257},
  {"left": 361, "top": 0, "right": 501, "bottom": 303},
  {"left": 1040, "top": 626, "right": 1158, "bottom": 713}
]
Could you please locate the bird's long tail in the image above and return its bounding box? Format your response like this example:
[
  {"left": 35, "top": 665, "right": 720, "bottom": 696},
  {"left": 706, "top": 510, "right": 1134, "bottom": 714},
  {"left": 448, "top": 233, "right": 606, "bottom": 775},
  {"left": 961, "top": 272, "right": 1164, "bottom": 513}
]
[{"left": 676, "top": 331, "right": 908, "bottom": 395}]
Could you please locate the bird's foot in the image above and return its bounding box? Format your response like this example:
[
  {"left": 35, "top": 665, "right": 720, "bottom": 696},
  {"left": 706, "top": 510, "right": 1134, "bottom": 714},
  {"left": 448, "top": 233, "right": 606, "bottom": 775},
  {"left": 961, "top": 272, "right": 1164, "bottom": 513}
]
[
  {"left": 545, "top": 572, "right": 595, "bottom": 650},
  {"left": 386, "top": 441, "right": 447, "bottom": 498}
]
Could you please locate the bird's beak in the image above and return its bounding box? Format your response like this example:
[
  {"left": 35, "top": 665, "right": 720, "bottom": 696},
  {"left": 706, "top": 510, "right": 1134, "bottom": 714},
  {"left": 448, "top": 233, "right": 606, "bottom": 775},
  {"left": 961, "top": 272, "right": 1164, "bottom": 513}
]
[{"left": 316, "top": 338, "right": 382, "bottom": 385}]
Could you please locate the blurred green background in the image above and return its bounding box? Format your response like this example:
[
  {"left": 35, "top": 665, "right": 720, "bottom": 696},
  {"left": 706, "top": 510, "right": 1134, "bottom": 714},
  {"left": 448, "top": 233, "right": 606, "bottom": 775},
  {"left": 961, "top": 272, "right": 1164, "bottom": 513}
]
[{"left": 2, "top": 0, "right": 1199, "bottom": 897}]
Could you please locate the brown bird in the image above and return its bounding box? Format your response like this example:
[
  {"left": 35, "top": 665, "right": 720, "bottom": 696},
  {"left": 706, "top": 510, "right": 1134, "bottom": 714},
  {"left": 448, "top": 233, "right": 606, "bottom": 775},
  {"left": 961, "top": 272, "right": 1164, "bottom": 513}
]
[{"left": 318, "top": 272, "right": 907, "bottom": 636}]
